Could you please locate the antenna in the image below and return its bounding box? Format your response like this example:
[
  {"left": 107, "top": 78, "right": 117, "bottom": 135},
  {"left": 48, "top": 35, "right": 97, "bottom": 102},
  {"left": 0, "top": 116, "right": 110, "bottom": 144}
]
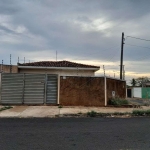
[
  {"left": 1, "top": 60, "right": 3, "bottom": 72},
  {"left": 18, "top": 57, "right": 19, "bottom": 64},
  {"left": 10, "top": 54, "right": 12, "bottom": 73},
  {"left": 24, "top": 57, "right": 25, "bottom": 63},
  {"left": 56, "top": 51, "right": 57, "bottom": 61}
]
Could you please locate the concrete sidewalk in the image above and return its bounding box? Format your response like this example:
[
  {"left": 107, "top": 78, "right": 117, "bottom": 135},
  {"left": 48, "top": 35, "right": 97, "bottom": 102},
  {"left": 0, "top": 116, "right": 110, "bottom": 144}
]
[{"left": 0, "top": 106, "right": 150, "bottom": 118}]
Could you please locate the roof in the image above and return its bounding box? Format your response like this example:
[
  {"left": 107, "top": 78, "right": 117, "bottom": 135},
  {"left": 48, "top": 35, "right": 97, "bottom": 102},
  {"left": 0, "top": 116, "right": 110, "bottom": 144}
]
[{"left": 18, "top": 60, "right": 100, "bottom": 70}]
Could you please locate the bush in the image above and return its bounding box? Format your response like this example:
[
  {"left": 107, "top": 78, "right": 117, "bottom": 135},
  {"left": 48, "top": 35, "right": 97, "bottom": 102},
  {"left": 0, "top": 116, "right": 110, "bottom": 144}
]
[
  {"left": 109, "top": 98, "right": 129, "bottom": 106},
  {"left": 87, "top": 110, "right": 97, "bottom": 117}
]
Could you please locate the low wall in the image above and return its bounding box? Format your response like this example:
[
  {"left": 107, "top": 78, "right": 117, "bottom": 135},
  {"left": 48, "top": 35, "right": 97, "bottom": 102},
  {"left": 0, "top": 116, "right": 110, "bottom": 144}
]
[
  {"left": 60, "top": 76, "right": 105, "bottom": 106},
  {"left": 107, "top": 78, "right": 126, "bottom": 102}
]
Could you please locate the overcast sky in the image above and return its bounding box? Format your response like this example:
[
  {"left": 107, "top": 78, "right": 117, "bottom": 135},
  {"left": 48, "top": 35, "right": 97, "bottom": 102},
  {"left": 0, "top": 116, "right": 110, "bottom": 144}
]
[{"left": 0, "top": 0, "right": 150, "bottom": 83}]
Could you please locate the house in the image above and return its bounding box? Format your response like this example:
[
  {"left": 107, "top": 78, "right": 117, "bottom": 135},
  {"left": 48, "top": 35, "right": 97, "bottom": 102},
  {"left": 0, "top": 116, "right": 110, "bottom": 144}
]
[
  {"left": 17, "top": 60, "right": 100, "bottom": 76},
  {"left": 127, "top": 86, "right": 150, "bottom": 99},
  {"left": 0, "top": 60, "right": 126, "bottom": 106}
]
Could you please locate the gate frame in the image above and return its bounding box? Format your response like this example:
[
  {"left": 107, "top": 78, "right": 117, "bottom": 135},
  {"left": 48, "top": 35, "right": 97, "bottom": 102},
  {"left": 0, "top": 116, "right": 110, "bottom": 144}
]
[
  {"left": 57, "top": 74, "right": 60, "bottom": 105},
  {"left": 0, "top": 73, "right": 1, "bottom": 103},
  {"left": 46, "top": 74, "right": 59, "bottom": 104}
]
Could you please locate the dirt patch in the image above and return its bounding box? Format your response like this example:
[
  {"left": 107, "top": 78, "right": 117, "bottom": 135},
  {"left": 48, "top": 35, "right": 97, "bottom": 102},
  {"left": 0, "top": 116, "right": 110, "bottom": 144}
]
[{"left": 10, "top": 106, "right": 28, "bottom": 112}]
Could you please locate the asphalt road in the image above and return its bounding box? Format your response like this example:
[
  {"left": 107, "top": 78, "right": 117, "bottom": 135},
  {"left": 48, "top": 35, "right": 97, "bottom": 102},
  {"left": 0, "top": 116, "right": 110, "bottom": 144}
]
[{"left": 0, "top": 117, "right": 150, "bottom": 150}]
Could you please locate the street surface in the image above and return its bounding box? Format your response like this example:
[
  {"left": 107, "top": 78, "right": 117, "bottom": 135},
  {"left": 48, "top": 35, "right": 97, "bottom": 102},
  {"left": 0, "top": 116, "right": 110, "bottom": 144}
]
[{"left": 0, "top": 117, "right": 150, "bottom": 150}]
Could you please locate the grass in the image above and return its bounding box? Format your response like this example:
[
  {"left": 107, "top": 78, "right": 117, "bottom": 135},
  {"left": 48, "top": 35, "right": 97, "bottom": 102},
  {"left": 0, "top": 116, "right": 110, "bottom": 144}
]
[
  {"left": 132, "top": 110, "right": 150, "bottom": 116},
  {"left": 0, "top": 106, "right": 13, "bottom": 112},
  {"left": 86, "top": 109, "right": 150, "bottom": 117},
  {"left": 87, "top": 110, "right": 97, "bottom": 117}
]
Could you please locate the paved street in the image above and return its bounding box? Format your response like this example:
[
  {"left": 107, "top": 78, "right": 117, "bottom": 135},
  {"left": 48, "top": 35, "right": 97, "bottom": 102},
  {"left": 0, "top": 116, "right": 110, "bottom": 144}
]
[{"left": 0, "top": 117, "right": 150, "bottom": 150}]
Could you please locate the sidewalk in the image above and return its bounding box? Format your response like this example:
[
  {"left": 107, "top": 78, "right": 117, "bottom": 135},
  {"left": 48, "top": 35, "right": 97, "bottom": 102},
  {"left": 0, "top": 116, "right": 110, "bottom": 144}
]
[{"left": 0, "top": 106, "right": 150, "bottom": 118}]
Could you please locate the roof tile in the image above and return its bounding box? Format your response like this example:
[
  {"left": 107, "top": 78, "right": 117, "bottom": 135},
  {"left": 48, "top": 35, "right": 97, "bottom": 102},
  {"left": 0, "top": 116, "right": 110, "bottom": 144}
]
[{"left": 18, "top": 60, "right": 100, "bottom": 69}]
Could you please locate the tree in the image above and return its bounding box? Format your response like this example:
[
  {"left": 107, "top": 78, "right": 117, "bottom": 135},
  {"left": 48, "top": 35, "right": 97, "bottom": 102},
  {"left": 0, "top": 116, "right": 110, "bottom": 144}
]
[
  {"left": 130, "top": 78, "right": 137, "bottom": 86},
  {"left": 135, "top": 77, "right": 149, "bottom": 87},
  {"left": 130, "top": 77, "right": 150, "bottom": 87}
]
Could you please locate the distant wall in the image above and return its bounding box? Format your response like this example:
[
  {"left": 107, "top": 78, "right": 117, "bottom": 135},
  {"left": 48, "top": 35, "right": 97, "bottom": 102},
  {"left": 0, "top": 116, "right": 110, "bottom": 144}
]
[
  {"left": 60, "top": 76, "right": 105, "bottom": 106},
  {"left": 133, "top": 87, "right": 142, "bottom": 98},
  {"left": 0, "top": 64, "right": 18, "bottom": 73}
]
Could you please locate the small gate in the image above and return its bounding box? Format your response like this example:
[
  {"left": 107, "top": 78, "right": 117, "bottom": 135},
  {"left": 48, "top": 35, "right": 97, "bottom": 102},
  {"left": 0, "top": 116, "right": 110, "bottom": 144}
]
[{"left": 46, "top": 75, "right": 58, "bottom": 104}]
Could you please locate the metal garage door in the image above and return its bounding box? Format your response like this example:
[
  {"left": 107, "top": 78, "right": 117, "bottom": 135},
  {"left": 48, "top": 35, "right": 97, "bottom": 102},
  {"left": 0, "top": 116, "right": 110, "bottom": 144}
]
[
  {"left": 24, "top": 74, "right": 45, "bottom": 104},
  {"left": 46, "top": 75, "right": 58, "bottom": 104},
  {"left": 1, "top": 74, "right": 24, "bottom": 104}
]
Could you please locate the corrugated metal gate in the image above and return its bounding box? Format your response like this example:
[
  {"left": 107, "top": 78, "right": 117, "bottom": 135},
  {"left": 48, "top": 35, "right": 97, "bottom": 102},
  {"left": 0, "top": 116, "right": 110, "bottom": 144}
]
[
  {"left": 24, "top": 74, "right": 45, "bottom": 104},
  {"left": 46, "top": 75, "right": 58, "bottom": 104},
  {"left": 1, "top": 74, "right": 24, "bottom": 104},
  {"left": 0, "top": 73, "right": 58, "bottom": 104}
]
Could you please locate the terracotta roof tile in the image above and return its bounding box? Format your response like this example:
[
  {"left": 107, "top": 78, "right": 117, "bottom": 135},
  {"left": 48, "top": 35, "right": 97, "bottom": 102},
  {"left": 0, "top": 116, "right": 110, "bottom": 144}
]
[{"left": 18, "top": 60, "right": 100, "bottom": 69}]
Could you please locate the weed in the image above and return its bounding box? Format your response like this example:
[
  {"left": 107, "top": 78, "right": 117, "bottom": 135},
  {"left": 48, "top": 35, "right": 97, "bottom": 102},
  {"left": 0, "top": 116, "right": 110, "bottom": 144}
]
[
  {"left": 109, "top": 98, "right": 129, "bottom": 106},
  {"left": 78, "top": 112, "right": 82, "bottom": 115},
  {"left": 132, "top": 110, "right": 150, "bottom": 116},
  {"left": 58, "top": 105, "right": 63, "bottom": 108},
  {"left": 0, "top": 106, "right": 13, "bottom": 112},
  {"left": 87, "top": 110, "right": 97, "bottom": 117}
]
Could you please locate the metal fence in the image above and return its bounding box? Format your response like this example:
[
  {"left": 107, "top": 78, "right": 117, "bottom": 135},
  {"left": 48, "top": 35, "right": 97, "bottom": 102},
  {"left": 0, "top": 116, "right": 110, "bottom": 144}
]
[{"left": 0, "top": 73, "right": 58, "bottom": 105}]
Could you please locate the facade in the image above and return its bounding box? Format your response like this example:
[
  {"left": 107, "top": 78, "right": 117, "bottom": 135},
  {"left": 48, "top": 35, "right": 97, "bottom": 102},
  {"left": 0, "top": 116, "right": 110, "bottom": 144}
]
[
  {"left": 0, "top": 73, "right": 126, "bottom": 106},
  {"left": 18, "top": 60, "right": 100, "bottom": 76}
]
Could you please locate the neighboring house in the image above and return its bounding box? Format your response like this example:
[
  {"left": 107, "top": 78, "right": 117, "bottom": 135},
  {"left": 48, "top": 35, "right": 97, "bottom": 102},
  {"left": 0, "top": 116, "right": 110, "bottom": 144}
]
[
  {"left": 0, "top": 64, "right": 18, "bottom": 73},
  {"left": 17, "top": 60, "right": 100, "bottom": 76},
  {"left": 127, "top": 86, "right": 150, "bottom": 99}
]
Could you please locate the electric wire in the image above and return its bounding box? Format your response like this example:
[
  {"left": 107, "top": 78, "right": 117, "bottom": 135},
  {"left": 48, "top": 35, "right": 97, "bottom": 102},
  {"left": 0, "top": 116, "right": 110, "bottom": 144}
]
[{"left": 126, "top": 35, "right": 150, "bottom": 42}]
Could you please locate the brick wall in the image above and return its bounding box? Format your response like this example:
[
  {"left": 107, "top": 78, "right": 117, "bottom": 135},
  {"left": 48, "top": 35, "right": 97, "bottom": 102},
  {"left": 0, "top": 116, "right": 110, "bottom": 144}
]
[
  {"left": 60, "top": 76, "right": 105, "bottom": 106},
  {"left": 0, "top": 64, "right": 18, "bottom": 73},
  {"left": 106, "top": 78, "right": 126, "bottom": 102}
]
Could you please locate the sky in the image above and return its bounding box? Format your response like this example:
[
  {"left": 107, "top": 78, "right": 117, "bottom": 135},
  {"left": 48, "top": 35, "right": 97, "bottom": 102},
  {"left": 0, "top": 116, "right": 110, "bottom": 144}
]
[{"left": 0, "top": 0, "right": 150, "bottom": 84}]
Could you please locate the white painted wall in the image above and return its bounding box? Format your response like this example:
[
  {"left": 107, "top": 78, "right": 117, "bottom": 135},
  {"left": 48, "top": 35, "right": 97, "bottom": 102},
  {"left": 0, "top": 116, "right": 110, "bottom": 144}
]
[
  {"left": 133, "top": 87, "right": 142, "bottom": 98},
  {"left": 19, "top": 68, "right": 95, "bottom": 76}
]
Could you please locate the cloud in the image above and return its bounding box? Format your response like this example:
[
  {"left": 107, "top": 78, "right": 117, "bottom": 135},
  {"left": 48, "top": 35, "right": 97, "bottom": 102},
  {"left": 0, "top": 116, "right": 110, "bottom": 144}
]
[{"left": 0, "top": 0, "right": 150, "bottom": 80}]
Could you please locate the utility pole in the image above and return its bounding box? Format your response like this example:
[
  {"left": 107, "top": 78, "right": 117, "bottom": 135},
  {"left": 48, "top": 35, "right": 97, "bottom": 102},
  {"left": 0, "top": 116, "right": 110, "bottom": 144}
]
[
  {"left": 56, "top": 51, "right": 57, "bottom": 61},
  {"left": 103, "top": 65, "right": 105, "bottom": 76},
  {"left": 120, "top": 32, "right": 125, "bottom": 79},
  {"left": 123, "top": 65, "right": 125, "bottom": 80}
]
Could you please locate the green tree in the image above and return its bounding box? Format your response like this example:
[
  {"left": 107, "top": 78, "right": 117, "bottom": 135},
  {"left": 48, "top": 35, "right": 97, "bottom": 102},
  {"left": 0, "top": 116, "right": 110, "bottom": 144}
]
[{"left": 130, "top": 78, "right": 137, "bottom": 86}]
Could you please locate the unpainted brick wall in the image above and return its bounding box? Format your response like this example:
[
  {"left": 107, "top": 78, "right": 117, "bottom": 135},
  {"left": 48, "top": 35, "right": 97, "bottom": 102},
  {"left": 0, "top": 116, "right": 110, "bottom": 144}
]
[
  {"left": 106, "top": 78, "right": 126, "bottom": 103},
  {"left": 60, "top": 76, "right": 105, "bottom": 106},
  {"left": 0, "top": 64, "right": 18, "bottom": 73}
]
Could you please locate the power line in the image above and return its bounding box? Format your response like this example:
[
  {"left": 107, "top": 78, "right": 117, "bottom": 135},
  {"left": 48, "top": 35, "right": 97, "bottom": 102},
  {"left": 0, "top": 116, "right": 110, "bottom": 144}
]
[
  {"left": 126, "top": 35, "right": 150, "bottom": 42},
  {"left": 125, "top": 43, "right": 150, "bottom": 50}
]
